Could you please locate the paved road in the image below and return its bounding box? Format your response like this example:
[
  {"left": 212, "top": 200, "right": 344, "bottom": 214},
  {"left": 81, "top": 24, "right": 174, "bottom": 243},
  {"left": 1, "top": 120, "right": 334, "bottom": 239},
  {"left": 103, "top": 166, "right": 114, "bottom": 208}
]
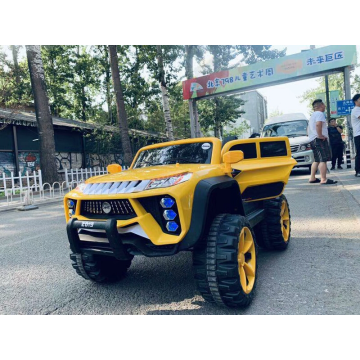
[{"left": 1, "top": 169, "right": 360, "bottom": 315}]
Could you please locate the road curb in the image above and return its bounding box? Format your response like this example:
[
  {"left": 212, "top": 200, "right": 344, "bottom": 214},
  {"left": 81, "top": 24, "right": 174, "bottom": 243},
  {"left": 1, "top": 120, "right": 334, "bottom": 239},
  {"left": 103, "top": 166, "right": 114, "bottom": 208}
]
[{"left": 0, "top": 198, "right": 63, "bottom": 213}]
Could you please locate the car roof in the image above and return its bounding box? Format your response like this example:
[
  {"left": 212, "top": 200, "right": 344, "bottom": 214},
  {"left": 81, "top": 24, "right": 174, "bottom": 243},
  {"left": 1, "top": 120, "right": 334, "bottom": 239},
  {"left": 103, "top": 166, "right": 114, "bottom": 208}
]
[{"left": 265, "top": 113, "right": 308, "bottom": 125}]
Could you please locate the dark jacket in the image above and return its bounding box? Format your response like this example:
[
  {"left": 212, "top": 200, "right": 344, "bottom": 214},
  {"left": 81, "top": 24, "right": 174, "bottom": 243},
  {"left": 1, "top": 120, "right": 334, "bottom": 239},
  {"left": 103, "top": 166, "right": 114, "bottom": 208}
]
[{"left": 328, "top": 126, "right": 343, "bottom": 145}]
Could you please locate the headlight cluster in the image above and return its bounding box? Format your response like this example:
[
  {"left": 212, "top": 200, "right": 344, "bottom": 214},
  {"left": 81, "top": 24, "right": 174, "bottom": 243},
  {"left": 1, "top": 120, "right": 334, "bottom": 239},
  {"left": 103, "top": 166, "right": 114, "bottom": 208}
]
[
  {"left": 67, "top": 199, "right": 76, "bottom": 218},
  {"left": 75, "top": 183, "right": 87, "bottom": 193},
  {"left": 145, "top": 172, "right": 192, "bottom": 191},
  {"left": 300, "top": 143, "right": 311, "bottom": 151},
  {"left": 160, "top": 197, "right": 179, "bottom": 232}
]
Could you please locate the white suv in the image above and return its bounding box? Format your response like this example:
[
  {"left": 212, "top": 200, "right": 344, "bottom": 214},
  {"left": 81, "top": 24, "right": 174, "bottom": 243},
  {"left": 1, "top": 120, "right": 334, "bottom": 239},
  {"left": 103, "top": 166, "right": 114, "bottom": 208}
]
[{"left": 262, "top": 113, "right": 314, "bottom": 174}]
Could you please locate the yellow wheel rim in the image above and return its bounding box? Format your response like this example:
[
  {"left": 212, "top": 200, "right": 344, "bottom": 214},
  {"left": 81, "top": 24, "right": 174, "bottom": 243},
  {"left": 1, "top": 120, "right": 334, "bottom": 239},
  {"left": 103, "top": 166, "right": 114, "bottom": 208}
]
[
  {"left": 237, "top": 227, "right": 256, "bottom": 294},
  {"left": 280, "top": 200, "right": 290, "bottom": 242}
]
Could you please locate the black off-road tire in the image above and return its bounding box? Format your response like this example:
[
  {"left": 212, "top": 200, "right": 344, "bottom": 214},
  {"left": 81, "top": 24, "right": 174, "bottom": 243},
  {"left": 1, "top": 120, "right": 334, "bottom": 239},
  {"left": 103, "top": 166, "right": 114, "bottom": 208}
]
[
  {"left": 192, "top": 245, "right": 215, "bottom": 304},
  {"left": 255, "top": 194, "right": 291, "bottom": 251},
  {"left": 70, "top": 253, "right": 133, "bottom": 283},
  {"left": 193, "top": 214, "right": 257, "bottom": 308}
]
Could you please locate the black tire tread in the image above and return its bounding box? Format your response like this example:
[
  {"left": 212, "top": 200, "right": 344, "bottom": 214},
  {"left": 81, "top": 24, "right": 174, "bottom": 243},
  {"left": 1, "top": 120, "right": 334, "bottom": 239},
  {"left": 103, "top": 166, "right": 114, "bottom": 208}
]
[
  {"left": 193, "top": 214, "right": 257, "bottom": 308},
  {"left": 70, "top": 253, "right": 132, "bottom": 283},
  {"left": 255, "top": 194, "right": 291, "bottom": 250}
]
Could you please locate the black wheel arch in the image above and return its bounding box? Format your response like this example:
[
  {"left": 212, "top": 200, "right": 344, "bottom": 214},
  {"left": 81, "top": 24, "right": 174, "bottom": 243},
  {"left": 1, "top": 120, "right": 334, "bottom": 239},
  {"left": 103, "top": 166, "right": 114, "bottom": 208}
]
[{"left": 179, "top": 176, "right": 244, "bottom": 250}]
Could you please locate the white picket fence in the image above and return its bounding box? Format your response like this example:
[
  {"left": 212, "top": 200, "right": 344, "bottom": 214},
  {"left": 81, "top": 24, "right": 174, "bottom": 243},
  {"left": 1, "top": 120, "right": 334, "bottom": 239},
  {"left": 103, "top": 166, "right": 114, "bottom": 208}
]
[
  {"left": 0, "top": 166, "right": 129, "bottom": 208},
  {"left": 62, "top": 166, "right": 129, "bottom": 188},
  {"left": 63, "top": 167, "right": 108, "bottom": 189}
]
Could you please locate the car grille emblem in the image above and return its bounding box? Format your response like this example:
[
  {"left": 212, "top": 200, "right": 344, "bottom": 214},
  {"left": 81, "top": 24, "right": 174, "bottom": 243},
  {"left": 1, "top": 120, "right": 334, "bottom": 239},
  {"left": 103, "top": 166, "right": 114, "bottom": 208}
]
[{"left": 102, "top": 202, "right": 112, "bottom": 214}]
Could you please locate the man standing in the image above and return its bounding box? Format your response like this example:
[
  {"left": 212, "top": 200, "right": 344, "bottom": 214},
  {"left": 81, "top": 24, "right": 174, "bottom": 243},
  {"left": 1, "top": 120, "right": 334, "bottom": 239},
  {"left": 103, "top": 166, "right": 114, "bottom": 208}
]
[
  {"left": 308, "top": 99, "right": 337, "bottom": 185},
  {"left": 328, "top": 118, "right": 344, "bottom": 170},
  {"left": 351, "top": 94, "right": 360, "bottom": 177}
]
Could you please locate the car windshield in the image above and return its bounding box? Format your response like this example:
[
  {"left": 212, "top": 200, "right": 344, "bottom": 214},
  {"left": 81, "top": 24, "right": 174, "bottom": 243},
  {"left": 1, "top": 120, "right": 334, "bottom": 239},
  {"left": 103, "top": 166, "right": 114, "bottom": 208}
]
[
  {"left": 262, "top": 120, "right": 308, "bottom": 138},
  {"left": 133, "top": 142, "right": 213, "bottom": 168}
]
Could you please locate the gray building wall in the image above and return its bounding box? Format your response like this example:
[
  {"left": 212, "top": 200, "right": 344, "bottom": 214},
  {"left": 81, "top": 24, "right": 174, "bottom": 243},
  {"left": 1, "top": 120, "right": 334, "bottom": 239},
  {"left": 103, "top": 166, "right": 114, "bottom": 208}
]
[
  {"left": 239, "top": 90, "right": 268, "bottom": 134},
  {"left": 225, "top": 90, "right": 268, "bottom": 138}
]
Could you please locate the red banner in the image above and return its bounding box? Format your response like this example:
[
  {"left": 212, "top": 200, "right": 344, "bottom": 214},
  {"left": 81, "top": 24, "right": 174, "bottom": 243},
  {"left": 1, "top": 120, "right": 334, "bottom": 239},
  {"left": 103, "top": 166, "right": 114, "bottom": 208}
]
[{"left": 182, "top": 70, "right": 230, "bottom": 100}]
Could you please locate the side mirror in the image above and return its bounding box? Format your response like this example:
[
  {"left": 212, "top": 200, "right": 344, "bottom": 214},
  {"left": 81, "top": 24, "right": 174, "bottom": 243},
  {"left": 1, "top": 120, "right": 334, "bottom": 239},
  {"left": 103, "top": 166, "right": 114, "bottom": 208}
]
[
  {"left": 223, "top": 150, "right": 244, "bottom": 164},
  {"left": 107, "top": 164, "right": 122, "bottom": 174},
  {"left": 223, "top": 151, "right": 244, "bottom": 174}
]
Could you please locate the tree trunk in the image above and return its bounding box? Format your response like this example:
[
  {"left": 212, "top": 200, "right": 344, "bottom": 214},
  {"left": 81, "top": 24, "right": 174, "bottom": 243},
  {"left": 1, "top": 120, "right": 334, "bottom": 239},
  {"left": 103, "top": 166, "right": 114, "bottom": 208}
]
[
  {"left": 156, "top": 45, "right": 174, "bottom": 141},
  {"left": 81, "top": 86, "right": 86, "bottom": 122},
  {"left": 11, "top": 45, "right": 22, "bottom": 102},
  {"left": 108, "top": 45, "right": 133, "bottom": 166},
  {"left": 105, "top": 53, "right": 113, "bottom": 124},
  {"left": 105, "top": 71, "right": 113, "bottom": 124},
  {"left": 214, "top": 98, "right": 221, "bottom": 138},
  {"left": 77, "top": 46, "right": 87, "bottom": 122},
  {"left": 26, "top": 45, "right": 58, "bottom": 183},
  {"left": 185, "top": 45, "right": 194, "bottom": 80},
  {"left": 211, "top": 48, "right": 221, "bottom": 139},
  {"left": 11, "top": 46, "right": 21, "bottom": 86}
]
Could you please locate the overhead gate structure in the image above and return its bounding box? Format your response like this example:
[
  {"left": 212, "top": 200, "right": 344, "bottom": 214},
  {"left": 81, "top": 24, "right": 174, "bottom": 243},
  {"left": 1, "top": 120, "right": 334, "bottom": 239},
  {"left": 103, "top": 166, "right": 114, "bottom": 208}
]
[{"left": 182, "top": 45, "right": 357, "bottom": 153}]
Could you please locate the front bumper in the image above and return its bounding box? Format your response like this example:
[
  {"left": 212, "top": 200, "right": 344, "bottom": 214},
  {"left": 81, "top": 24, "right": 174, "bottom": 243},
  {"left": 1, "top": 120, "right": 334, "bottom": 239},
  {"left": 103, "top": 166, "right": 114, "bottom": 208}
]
[
  {"left": 292, "top": 149, "right": 314, "bottom": 167},
  {"left": 67, "top": 218, "right": 180, "bottom": 258}
]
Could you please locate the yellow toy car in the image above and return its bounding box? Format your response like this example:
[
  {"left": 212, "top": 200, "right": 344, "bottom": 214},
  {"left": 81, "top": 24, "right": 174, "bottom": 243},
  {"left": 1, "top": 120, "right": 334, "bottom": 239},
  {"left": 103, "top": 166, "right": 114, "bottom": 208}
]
[{"left": 64, "top": 137, "right": 296, "bottom": 308}]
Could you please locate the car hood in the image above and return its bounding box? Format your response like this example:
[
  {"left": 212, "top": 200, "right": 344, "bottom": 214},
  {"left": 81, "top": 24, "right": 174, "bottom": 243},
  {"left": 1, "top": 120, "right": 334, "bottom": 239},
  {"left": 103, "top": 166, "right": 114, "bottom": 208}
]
[
  {"left": 86, "top": 164, "right": 210, "bottom": 183},
  {"left": 288, "top": 136, "right": 310, "bottom": 145}
]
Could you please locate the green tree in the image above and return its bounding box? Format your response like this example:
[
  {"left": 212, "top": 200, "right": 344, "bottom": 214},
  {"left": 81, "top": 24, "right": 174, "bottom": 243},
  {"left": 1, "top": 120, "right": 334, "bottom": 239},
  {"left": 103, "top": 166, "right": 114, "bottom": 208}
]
[
  {"left": 184, "top": 45, "right": 205, "bottom": 80},
  {"left": 26, "top": 45, "right": 58, "bottom": 183},
  {"left": 137, "top": 45, "right": 184, "bottom": 139},
  {"left": 41, "top": 45, "right": 75, "bottom": 116},
  {"left": 223, "top": 121, "right": 250, "bottom": 138},
  {"left": 236, "top": 45, "right": 286, "bottom": 65},
  {"left": 108, "top": 45, "right": 133, "bottom": 165},
  {"left": 299, "top": 73, "right": 345, "bottom": 115},
  {"left": 352, "top": 73, "right": 360, "bottom": 94},
  {"left": 198, "top": 95, "right": 245, "bottom": 136},
  {"left": 0, "top": 46, "right": 32, "bottom": 107},
  {"left": 268, "top": 108, "right": 284, "bottom": 119},
  {"left": 73, "top": 46, "right": 100, "bottom": 122},
  {"left": 168, "top": 82, "right": 191, "bottom": 139},
  {"left": 198, "top": 46, "right": 285, "bottom": 137}
]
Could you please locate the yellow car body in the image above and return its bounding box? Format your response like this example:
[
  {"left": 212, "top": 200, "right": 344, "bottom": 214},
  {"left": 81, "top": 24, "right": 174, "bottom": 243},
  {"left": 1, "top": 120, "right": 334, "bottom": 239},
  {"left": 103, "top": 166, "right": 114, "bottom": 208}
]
[{"left": 64, "top": 136, "right": 296, "bottom": 252}]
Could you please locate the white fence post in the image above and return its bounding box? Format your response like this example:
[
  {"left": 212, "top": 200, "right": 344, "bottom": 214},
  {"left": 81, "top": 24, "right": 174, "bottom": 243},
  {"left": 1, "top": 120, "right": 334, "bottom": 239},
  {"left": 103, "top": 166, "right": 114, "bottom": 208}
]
[
  {"left": 19, "top": 171, "right": 23, "bottom": 194},
  {"left": 1, "top": 165, "right": 122, "bottom": 207},
  {"left": 33, "top": 171, "right": 38, "bottom": 192},
  {"left": 2, "top": 172, "right": 6, "bottom": 195},
  {"left": 38, "top": 170, "right": 43, "bottom": 190},
  {"left": 10, "top": 172, "right": 15, "bottom": 194},
  {"left": 26, "top": 171, "right": 30, "bottom": 190},
  {"left": 64, "top": 168, "right": 69, "bottom": 189}
]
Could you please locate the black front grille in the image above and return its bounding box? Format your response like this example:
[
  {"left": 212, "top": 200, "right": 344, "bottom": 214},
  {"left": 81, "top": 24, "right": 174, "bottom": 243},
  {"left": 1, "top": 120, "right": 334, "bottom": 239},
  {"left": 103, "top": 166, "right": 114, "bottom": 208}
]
[{"left": 81, "top": 200, "right": 136, "bottom": 219}]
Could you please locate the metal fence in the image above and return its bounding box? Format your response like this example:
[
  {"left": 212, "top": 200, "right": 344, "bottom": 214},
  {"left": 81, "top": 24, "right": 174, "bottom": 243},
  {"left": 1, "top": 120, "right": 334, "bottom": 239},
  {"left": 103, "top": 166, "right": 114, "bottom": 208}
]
[
  {"left": 0, "top": 166, "right": 129, "bottom": 208},
  {"left": 1, "top": 170, "right": 43, "bottom": 197}
]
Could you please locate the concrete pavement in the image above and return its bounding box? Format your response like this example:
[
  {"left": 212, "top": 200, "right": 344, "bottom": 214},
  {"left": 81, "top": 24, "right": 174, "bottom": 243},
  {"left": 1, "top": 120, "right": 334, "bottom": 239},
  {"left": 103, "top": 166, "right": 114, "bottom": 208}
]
[{"left": 1, "top": 169, "right": 360, "bottom": 314}]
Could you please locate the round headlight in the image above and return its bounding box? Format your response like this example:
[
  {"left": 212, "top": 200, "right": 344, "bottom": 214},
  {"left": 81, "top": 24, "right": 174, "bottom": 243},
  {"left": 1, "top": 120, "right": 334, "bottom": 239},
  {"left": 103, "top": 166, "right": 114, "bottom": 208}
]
[
  {"left": 300, "top": 145, "right": 307, "bottom": 151},
  {"left": 67, "top": 199, "right": 75, "bottom": 208},
  {"left": 102, "top": 202, "right": 112, "bottom": 214}
]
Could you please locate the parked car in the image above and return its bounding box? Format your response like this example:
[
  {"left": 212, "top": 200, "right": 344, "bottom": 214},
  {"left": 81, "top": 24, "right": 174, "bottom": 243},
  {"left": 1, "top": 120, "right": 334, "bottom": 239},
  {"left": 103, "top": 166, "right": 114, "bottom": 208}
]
[{"left": 262, "top": 113, "right": 314, "bottom": 174}]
